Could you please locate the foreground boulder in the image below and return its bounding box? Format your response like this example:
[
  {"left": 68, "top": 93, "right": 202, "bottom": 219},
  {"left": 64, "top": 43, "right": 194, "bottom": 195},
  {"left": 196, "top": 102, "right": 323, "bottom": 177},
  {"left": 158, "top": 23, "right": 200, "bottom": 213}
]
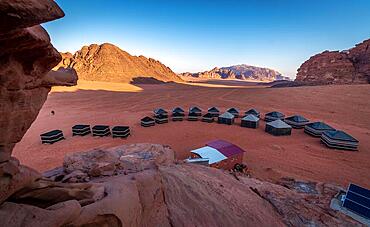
[
  {"left": 1, "top": 143, "right": 361, "bottom": 227},
  {"left": 295, "top": 39, "right": 370, "bottom": 84}
]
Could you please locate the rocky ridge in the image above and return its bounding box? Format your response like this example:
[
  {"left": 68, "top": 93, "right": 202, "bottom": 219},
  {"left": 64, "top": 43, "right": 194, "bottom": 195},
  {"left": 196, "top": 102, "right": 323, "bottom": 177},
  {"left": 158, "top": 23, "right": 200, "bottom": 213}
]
[
  {"left": 56, "top": 43, "right": 183, "bottom": 83},
  {"left": 295, "top": 39, "right": 370, "bottom": 84},
  {"left": 180, "top": 64, "right": 288, "bottom": 81},
  {"left": 2, "top": 143, "right": 361, "bottom": 226}
]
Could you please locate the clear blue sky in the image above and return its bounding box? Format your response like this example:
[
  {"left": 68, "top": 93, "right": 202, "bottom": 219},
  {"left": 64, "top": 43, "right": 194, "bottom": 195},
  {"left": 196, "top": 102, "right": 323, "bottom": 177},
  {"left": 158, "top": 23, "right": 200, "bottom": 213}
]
[{"left": 44, "top": 0, "right": 370, "bottom": 78}]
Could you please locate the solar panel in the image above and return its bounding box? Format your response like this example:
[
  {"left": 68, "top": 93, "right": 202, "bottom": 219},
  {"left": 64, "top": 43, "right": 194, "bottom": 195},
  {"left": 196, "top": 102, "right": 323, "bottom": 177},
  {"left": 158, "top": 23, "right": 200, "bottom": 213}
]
[
  {"left": 343, "top": 183, "right": 370, "bottom": 219},
  {"left": 349, "top": 184, "right": 370, "bottom": 198}
]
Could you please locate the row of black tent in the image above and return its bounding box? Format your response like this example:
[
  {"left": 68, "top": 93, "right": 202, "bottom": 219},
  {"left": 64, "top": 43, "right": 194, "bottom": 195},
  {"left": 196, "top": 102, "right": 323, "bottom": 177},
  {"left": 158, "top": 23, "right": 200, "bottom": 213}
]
[
  {"left": 40, "top": 124, "right": 131, "bottom": 144},
  {"left": 141, "top": 107, "right": 359, "bottom": 151},
  {"left": 153, "top": 107, "right": 260, "bottom": 118}
]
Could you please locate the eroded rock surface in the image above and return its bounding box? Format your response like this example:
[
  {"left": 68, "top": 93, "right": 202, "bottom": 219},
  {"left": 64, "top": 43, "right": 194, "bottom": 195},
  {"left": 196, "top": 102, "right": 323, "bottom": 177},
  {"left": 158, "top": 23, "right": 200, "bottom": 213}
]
[
  {"left": 1, "top": 144, "right": 360, "bottom": 227},
  {"left": 179, "top": 64, "right": 289, "bottom": 81},
  {"left": 296, "top": 39, "right": 370, "bottom": 84},
  {"left": 0, "top": 0, "right": 76, "bottom": 204},
  {"left": 55, "top": 43, "right": 183, "bottom": 83}
]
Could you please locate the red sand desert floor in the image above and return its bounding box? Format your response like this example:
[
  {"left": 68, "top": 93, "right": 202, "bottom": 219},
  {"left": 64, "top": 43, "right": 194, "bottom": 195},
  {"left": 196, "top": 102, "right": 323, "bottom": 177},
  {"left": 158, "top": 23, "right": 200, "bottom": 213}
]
[{"left": 13, "top": 82, "right": 370, "bottom": 188}]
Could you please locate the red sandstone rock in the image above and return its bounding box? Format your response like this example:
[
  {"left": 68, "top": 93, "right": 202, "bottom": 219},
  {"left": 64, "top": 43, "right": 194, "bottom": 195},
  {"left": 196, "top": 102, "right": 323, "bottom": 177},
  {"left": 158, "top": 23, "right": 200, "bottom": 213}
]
[
  {"left": 55, "top": 43, "right": 183, "bottom": 83},
  {"left": 179, "top": 65, "right": 288, "bottom": 81},
  {"left": 296, "top": 39, "right": 370, "bottom": 84}
]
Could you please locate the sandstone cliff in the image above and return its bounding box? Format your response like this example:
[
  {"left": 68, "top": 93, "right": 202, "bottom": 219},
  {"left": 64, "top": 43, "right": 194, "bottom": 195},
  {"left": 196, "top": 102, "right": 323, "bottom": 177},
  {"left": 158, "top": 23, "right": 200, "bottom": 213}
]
[
  {"left": 296, "top": 39, "right": 370, "bottom": 84},
  {"left": 180, "top": 64, "right": 288, "bottom": 81},
  {"left": 55, "top": 43, "right": 183, "bottom": 83}
]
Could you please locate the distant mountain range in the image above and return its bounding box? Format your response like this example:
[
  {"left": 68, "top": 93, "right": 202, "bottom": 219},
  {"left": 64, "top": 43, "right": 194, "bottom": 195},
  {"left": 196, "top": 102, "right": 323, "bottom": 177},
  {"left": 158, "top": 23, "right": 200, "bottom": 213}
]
[
  {"left": 55, "top": 43, "right": 182, "bottom": 83},
  {"left": 55, "top": 43, "right": 289, "bottom": 84},
  {"left": 179, "top": 65, "right": 289, "bottom": 81}
]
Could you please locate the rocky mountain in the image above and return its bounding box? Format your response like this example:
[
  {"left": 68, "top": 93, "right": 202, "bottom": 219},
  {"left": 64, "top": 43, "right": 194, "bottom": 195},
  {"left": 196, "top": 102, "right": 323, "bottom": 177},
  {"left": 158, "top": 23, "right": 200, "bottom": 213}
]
[
  {"left": 55, "top": 43, "right": 182, "bottom": 83},
  {"left": 179, "top": 64, "right": 288, "bottom": 81},
  {"left": 295, "top": 39, "right": 370, "bottom": 84}
]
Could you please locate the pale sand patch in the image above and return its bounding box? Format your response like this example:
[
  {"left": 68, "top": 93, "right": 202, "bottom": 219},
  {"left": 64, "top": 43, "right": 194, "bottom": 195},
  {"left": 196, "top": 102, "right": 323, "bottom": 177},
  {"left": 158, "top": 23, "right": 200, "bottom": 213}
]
[{"left": 51, "top": 80, "right": 143, "bottom": 93}]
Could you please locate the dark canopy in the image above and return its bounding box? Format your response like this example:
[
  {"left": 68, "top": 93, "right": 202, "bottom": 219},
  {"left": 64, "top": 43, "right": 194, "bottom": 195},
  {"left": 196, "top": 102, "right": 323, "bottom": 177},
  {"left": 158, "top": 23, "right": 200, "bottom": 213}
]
[
  {"left": 190, "top": 106, "right": 202, "bottom": 112},
  {"left": 306, "top": 122, "right": 335, "bottom": 130},
  {"left": 265, "top": 111, "right": 285, "bottom": 118},
  {"left": 322, "top": 130, "right": 359, "bottom": 142},
  {"left": 285, "top": 115, "right": 309, "bottom": 123},
  {"left": 141, "top": 116, "right": 154, "bottom": 122},
  {"left": 208, "top": 107, "right": 220, "bottom": 113}
]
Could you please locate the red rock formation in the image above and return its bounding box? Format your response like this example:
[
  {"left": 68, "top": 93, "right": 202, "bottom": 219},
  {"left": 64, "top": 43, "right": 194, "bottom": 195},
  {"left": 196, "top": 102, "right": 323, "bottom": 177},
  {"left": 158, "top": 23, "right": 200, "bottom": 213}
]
[
  {"left": 180, "top": 64, "right": 288, "bottom": 81},
  {"left": 55, "top": 43, "right": 183, "bottom": 83},
  {"left": 0, "top": 0, "right": 76, "bottom": 204},
  {"left": 1, "top": 144, "right": 360, "bottom": 226},
  {"left": 296, "top": 39, "right": 370, "bottom": 84}
]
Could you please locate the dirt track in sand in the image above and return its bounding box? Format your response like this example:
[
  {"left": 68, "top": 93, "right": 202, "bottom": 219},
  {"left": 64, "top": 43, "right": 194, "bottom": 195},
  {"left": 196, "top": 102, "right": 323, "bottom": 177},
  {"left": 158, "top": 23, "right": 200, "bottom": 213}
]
[{"left": 13, "top": 81, "right": 370, "bottom": 187}]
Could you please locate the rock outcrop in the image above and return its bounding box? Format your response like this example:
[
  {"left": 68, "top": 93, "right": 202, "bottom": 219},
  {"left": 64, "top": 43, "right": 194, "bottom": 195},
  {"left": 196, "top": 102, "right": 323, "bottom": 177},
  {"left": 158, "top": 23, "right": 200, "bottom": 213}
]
[
  {"left": 1, "top": 143, "right": 361, "bottom": 227},
  {"left": 180, "top": 64, "right": 288, "bottom": 81},
  {"left": 55, "top": 43, "right": 183, "bottom": 83},
  {"left": 296, "top": 39, "right": 370, "bottom": 84},
  {"left": 0, "top": 0, "right": 76, "bottom": 204}
]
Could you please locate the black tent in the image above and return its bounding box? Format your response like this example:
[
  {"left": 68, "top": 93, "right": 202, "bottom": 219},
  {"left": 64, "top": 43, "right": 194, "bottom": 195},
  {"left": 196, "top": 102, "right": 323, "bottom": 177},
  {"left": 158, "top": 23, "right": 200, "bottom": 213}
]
[
  {"left": 188, "top": 111, "right": 199, "bottom": 121},
  {"left": 227, "top": 107, "right": 239, "bottom": 118},
  {"left": 172, "top": 111, "right": 185, "bottom": 121},
  {"left": 40, "top": 129, "right": 65, "bottom": 144},
  {"left": 189, "top": 106, "right": 202, "bottom": 116},
  {"left": 284, "top": 115, "right": 309, "bottom": 128},
  {"left": 154, "top": 108, "right": 168, "bottom": 117},
  {"left": 112, "top": 126, "right": 130, "bottom": 138},
  {"left": 172, "top": 107, "right": 185, "bottom": 114},
  {"left": 321, "top": 130, "right": 359, "bottom": 151},
  {"left": 245, "top": 108, "right": 260, "bottom": 118},
  {"left": 208, "top": 107, "right": 220, "bottom": 117},
  {"left": 155, "top": 114, "right": 169, "bottom": 124},
  {"left": 217, "top": 112, "right": 235, "bottom": 125},
  {"left": 265, "top": 119, "right": 292, "bottom": 136},
  {"left": 72, "top": 124, "right": 91, "bottom": 136},
  {"left": 241, "top": 114, "right": 259, "bottom": 129},
  {"left": 92, "top": 125, "right": 111, "bottom": 137},
  {"left": 304, "top": 122, "right": 335, "bottom": 137},
  {"left": 202, "top": 113, "right": 214, "bottom": 123},
  {"left": 141, "top": 116, "right": 155, "bottom": 127},
  {"left": 264, "top": 111, "right": 285, "bottom": 122}
]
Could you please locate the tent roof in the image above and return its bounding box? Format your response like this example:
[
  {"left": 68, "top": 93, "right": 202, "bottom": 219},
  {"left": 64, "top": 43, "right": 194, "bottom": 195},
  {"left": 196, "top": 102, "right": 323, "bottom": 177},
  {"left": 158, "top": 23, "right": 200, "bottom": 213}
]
[
  {"left": 208, "top": 107, "right": 220, "bottom": 112},
  {"left": 172, "top": 107, "right": 184, "bottom": 113},
  {"left": 154, "top": 108, "right": 167, "bottom": 114},
  {"left": 172, "top": 112, "right": 185, "bottom": 117},
  {"left": 141, "top": 116, "right": 154, "bottom": 122},
  {"left": 306, "top": 122, "right": 335, "bottom": 130},
  {"left": 218, "top": 112, "right": 235, "bottom": 119},
  {"left": 227, "top": 107, "right": 239, "bottom": 113},
  {"left": 242, "top": 114, "right": 259, "bottom": 122},
  {"left": 323, "top": 130, "right": 358, "bottom": 142},
  {"left": 191, "top": 146, "right": 227, "bottom": 164},
  {"left": 245, "top": 108, "right": 260, "bottom": 114},
  {"left": 206, "top": 140, "right": 246, "bottom": 157},
  {"left": 285, "top": 115, "right": 309, "bottom": 123},
  {"left": 265, "top": 111, "right": 284, "bottom": 118},
  {"left": 266, "top": 119, "right": 292, "bottom": 129},
  {"left": 203, "top": 113, "right": 213, "bottom": 118},
  {"left": 190, "top": 106, "right": 202, "bottom": 112}
]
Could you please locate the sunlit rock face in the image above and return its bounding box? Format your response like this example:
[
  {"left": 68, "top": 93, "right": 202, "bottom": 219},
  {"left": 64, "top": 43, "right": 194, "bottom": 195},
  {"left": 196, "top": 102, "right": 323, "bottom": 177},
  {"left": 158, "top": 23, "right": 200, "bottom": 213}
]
[
  {"left": 0, "top": 0, "right": 74, "bottom": 203},
  {"left": 296, "top": 39, "right": 370, "bottom": 84}
]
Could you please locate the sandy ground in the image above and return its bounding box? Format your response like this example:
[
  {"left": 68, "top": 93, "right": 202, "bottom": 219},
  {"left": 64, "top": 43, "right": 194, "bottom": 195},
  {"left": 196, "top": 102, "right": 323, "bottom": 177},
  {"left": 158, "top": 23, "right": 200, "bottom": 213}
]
[{"left": 13, "top": 81, "right": 370, "bottom": 188}]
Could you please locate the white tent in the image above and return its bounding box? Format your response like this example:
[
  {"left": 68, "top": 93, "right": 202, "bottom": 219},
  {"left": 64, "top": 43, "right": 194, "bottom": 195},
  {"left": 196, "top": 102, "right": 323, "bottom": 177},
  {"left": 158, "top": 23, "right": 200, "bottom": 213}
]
[{"left": 190, "top": 146, "right": 227, "bottom": 164}]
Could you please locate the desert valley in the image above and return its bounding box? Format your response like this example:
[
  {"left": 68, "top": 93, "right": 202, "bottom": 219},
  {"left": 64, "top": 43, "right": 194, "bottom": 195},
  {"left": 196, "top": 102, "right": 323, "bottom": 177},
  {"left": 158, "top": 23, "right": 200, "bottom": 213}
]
[{"left": 1, "top": 1, "right": 370, "bottom": 227}]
